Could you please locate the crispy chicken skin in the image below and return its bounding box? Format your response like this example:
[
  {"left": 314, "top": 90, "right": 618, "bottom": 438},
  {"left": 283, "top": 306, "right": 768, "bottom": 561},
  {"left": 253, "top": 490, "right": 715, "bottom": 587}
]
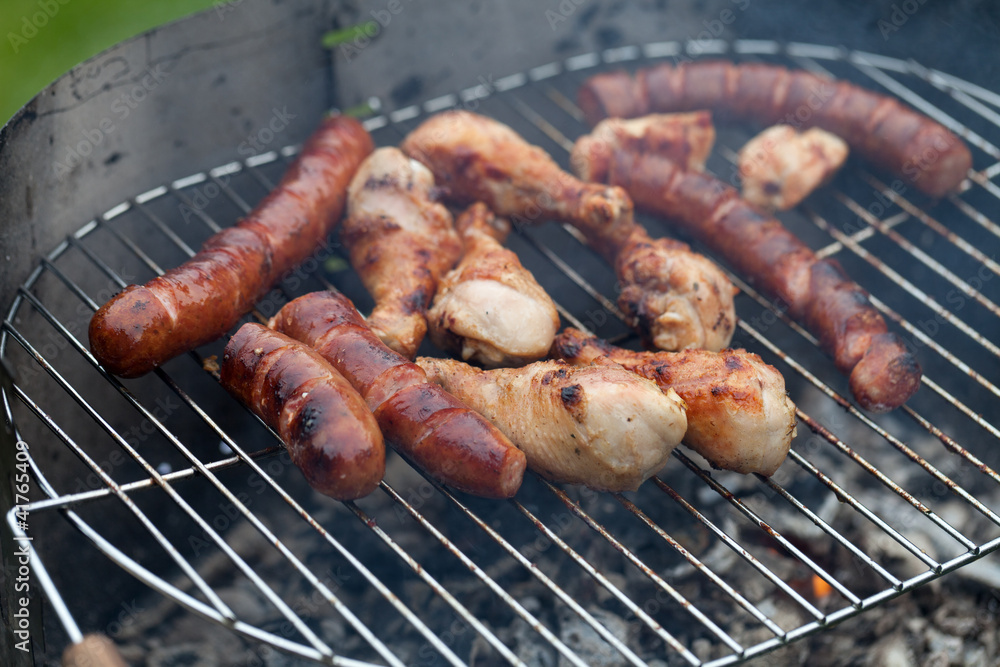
[
  {"left": 402, "top": 110, "right": 736, "bottom": 352},
  {"left": 604, "top": 148, "right": 920, "bottom": 413},
  {"left": 616, "top": 227, "right": 737, "bottom": 352},
  {"left": 401, "top": 110, "right": 636, "bottom": 250},
  {"left": 417, "top": 357, "right": 688, "bottom": 492},
  {"left": 570, "top": 111, "right": 716, "bottom": 182},
  {"left": 738, "top": 125, "right": 849, "bottom": 211},
  {"left": 551, "top": 328, "right": 796, "bottom": 476},
  {"left": 427, "top": 203, "right": 560, "bottom": 367},
  {"left": 342, "top": 147, "right": 462, "bottom": 358}
]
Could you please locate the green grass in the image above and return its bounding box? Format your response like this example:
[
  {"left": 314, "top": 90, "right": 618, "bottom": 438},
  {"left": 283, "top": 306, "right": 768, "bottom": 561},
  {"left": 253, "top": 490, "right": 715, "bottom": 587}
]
[{"left": 1, "top": 0, "right": 216, "bottom": 125}]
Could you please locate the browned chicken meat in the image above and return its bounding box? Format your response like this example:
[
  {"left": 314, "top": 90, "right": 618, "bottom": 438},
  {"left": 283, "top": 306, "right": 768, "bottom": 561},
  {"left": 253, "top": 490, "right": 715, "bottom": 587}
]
[
  {"left": 417, "top": 357, "right": 688, "bottom": 492},
  {"left": 402, "top": 110, "right": 736, "bottom": 352},
  {"left": 570, "top": 111, "right": 716, "bottom": 182},
  {"left": 738, "top": 125, "right": 849, "bottom": 211},
  {"left": 551, "top": 328, "right": 796, "bottom": 476},
  {"left": 615, "top": 226, "right": 737, "bottom": 352},
  {"left": 342, "top": 147, "right": 462, "bottom": 358},
  {"left": 427, "top": 203, "right": 560, "bottom": 367}
]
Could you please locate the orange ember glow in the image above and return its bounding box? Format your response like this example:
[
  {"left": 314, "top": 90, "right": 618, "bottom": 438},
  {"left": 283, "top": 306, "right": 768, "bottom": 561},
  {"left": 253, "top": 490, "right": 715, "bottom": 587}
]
[{"left": 812, "top": 575, "right": 833, "bottom": 600}]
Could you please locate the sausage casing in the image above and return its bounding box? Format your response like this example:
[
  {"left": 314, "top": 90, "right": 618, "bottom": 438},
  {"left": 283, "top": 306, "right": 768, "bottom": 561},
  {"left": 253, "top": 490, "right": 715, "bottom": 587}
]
[
  {"left": 606, "top": 149, "right": 920, "bottom": 412},
  {"left": 220, "top": 323, "right": 385, "bottom": 500},
  {"left": 578, "top": 61, "right": 971, "bottom": 197},
  {"left": 271, "top": 290, "right": 526, "bottom": 498},
  {"left": 90, "top": 116, "right": 374, "bottom": 377}
]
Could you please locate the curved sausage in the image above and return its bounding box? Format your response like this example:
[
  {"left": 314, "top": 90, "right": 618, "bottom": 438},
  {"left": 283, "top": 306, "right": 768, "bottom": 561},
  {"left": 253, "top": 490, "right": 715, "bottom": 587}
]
[
  {"left": 578, "top": 61, "right": 972, "bottom": 198},
  {"left": 220, "top": 323, "right": 385, "bottom": 500},
  {"left": 605, "top": 149, "right": 921, "bottom": 413},
  {"left": 89, "top": 115, "right": 374, "bottom": 377},
  {"left": 270, "top": 290, "right": 526, "bottom": 498}
]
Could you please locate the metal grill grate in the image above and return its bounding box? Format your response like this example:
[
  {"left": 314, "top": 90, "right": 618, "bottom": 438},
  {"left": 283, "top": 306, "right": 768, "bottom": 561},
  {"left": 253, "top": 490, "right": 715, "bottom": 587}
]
[{"left": 4, "top": 39, "right": 1000, "bottom": 666}]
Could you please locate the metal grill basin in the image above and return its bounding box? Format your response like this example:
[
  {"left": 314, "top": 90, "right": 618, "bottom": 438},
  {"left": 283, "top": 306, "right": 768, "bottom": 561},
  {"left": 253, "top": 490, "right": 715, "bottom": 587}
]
[{"left": 5, "top": 38, "right": 1000, "bottom": 666}]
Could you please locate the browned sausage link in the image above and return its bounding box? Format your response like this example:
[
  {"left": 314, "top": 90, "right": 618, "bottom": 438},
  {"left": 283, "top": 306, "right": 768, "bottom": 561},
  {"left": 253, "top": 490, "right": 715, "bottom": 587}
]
[
  {"left": 578, "top": 61, "right": 972, "bottom": 198},
  {"left": 270, "top": 290, "right": 526, "bottom": 498},
  {"left": 608, "top": 149, "right": 920, "bottom": 412},
  {"left": 89, "top": 116, "right": 374, "bottom": 378},
  {"left": 220, "top": 323, "right": 385, "bottom": 500}
]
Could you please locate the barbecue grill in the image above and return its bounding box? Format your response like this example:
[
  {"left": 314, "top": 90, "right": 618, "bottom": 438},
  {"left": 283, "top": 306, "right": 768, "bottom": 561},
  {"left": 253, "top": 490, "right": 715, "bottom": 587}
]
[{"left": 3, "top": 1, "right": 1000, "bottom": 665}]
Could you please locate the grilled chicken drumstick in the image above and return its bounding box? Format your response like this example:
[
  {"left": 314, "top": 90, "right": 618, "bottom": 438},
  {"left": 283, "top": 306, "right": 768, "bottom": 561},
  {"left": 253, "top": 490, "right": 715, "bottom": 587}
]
[
  {"left": 427, "top": 203, "right": 560, "bottom": 367},
  {"left": 220, "top": 323, "right": 385, "bottom": 500},
  {"left": 578, "top": 61, "right": 971, "bottom": 197},
  {"left": 341, "top": 147, "right": 463, "bottom": 358},
  {"left": 402, "top": 110, "right": 736, "bottom": 352},
  {"left": 90, "top": 116, "right": 373, "bottom": 377},
  {"left": 551, "top": 328, "right": 795, "bottom": 476},
  {"left": 583, "top": 143, "right": 920, "bottom": 412},
  {"left": 417, "top": 357, "right": 688, "bottom": 492},
  {"left": 271, "top": 290, "right": 526, "bottom": 498}
]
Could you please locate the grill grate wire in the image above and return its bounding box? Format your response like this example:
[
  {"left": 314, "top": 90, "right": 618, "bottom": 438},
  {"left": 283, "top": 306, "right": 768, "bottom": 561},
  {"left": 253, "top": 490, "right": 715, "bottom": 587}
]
[{"left": 3, "top": 39, "right": 1000, "bottom": 666}]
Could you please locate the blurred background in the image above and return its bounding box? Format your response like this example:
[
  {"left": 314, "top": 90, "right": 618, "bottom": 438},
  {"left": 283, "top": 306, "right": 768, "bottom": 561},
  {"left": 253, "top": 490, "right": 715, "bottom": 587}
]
[
  {"left": 1, "top": 0, "right": 214, "bottom": 124},
  {"left": 3, "top": 0, "right": 999, "bottom": 126}
]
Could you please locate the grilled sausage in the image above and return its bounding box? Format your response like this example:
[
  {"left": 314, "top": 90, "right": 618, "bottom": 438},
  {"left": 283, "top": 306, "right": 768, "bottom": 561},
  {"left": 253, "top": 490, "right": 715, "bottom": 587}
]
[
  {"left": 270, "top": 290, "right": 526, "bottom": 498},
  {"left": 578, "top": 61, "right": 972, "bottom": 198},
  {"left": 220, "top": 323, "right": 384, "bottom": 500},
  {"left": 602, "top": 149, "right": 920, "bottom": 412},
  {"left": 89, "top": 115, "right": 374, "bottom": 378},
  {"left": 550, "top": 328, "right": 796, "bottom": 476}
]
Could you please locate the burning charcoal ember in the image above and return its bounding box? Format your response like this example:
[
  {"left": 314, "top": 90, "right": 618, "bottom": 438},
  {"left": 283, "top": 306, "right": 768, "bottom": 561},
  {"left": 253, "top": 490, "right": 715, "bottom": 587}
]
[
  {"left": 146, "top": 643, "right": 219, "bottom": 667},
  {"left": 923, "top": 627, "right": 964, "bottom": 665},
  {"left": 869, "top": 632, "right": 917, "bottom": 667},
  {"left": 931, "top": 598, "right": 981, "bottom": 638},
  {"left": 691, "top": 638, "right": 713, "bottom": 662},
  {"left": 512, "top": 597, "right": 558, "bottom": 667},
  {"left": 664, "top": 517, "right": 741, "bottom": 583},
  {"left": 956, "top": 557, "right": 1000, "bottom": 590},
  {"left": 557, "top": 607, "right": 630, "bottom": 667},
  {"left": 216, "top": 584, "right": 271, "bottom": 626},
  {"left": 740, "top": 600, "right": 809, "bottom": 666},
  {"left": 963, "top": 646, "right": 991, "bottom": 667}
]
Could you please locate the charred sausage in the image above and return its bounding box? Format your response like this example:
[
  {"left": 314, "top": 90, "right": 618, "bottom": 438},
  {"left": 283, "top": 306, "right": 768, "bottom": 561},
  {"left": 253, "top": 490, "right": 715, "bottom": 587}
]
[
  {"left": 89, "top": 116, "right": 374, "bottom": 378},
  {"left": 603, "top": 149, "right": 921, "bottom": 412},
  {"left": 578, "top": 61, "right": 972, "bottom": 198},
  {"left": 270, "top": 290, "right": 526, "bottom": 498},
  {"left": 220, "top": 323, "right": 385, "bottom": 500}
]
